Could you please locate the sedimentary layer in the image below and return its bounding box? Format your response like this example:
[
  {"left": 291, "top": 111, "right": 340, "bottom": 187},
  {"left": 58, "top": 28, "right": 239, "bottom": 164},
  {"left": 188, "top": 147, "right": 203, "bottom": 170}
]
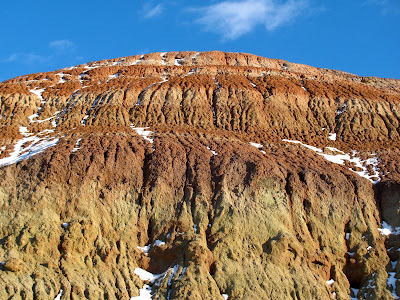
[{"left": 0, "top": 51, "right": 399, "bottom": 299}]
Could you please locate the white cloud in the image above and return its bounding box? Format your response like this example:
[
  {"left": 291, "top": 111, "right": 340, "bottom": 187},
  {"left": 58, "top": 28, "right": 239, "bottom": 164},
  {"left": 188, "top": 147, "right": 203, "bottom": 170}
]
[
  {"left": 3, "top": 40, "right": 77, "bottom": 65},
  {"left": 142, "top": 3, "right": 164, "bottom": 19},
  {"left": 4, "top": 53, "right": 49, "bottom": 64},
  {"left": 49, "top": 39, "right": 75, "bottom": 52},
  {"left": 195, "top": 0, "right": 308, "bottom": 40},
  {"left": 366, "top": 0, "right": 400, "bottom": 14}
]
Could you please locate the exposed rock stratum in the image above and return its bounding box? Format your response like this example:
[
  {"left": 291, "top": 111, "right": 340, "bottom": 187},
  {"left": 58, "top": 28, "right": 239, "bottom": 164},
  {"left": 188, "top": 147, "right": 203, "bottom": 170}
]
[{"left": 0, "top": 51, "right": 399, "bottom": 299}]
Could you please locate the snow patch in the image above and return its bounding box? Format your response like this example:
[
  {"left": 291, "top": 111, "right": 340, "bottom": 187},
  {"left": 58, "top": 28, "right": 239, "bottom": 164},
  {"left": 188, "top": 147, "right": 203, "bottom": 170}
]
[
  {"left": 72, "top": 138, "right": 83, "bottom": 153},
  {"left": 183, "top": 68, "right": 197, "bottom": 77},
  {"left": 133, "top": 265, "right": 182, "bottom": 300},
  {"left": 207, "top": 146, "right": 218, "bottom": 156},
  {"left": 29, "top": 110, "right": 61, "bottom": 124},
  {"left": 249, "top": 142, "right": 263, "bottom": 148},
  {"left": 54, "top": 289, "right": 63, "bottom": 300},
  {"left": 328, "top": 133, "right": 337, "bottom": 141},
  {"left": 337, "top": 103, "right": 347, "bottom": 115},
  {"left": 30, "top": 88, "right": 45, "bottom": 103},
  {"left": 55, "top": 73, "right": 66, "bottom": 84},
  {"left": 387, "top": 271, "right": 399, "bottom": 299},
  {"left": 250, "top": 142, "right": 266, "bottom": 154},
  {"left": 282, "top": 139, "right": 381, "bottom": 184},
  {"left": 379, "top": 222, "right": 400, "bottom": 236},
  {"left": 378, "top": 221, "right": 392, "bottom": 236},
  {"left": 107, "top": 73, "right": 119, "bottom": 81},
  {"left": 112, "top": 58, "right": 126, "bottom": 66},
  {"left": 137, "top": 245, "right": 150, "bottom": 255},
  {"left": 326, "top": 279, "right": 335, "bottom": 285},
  {"left": 174, "top": 58, "right": 185, "bottom": 66},
  {"left": 134, "top": 268, "right": 164, "bottom": 283},
  {"left": 131, "top": 55, "right": 144, "bottom": 66},
  {"left": 282, "top": 139, "right": 322, "bottom": 153},
  {"left": 0, "top": 127, "right": 60, "bottom": 167},
  {"left": 131, "top": 284, "right": 152, "bottom": 300},
  {"left": 325, "top": 147, "right": 345, "bottom": 154},
  {"left": 222, "top": 294, "right": 229, "bottom": 300},
  {"left": 249, "top": 80, "right": 256, "bottom": 87},
  {"left": 153, "top": 240, "right": 165, "bottom": 247},
  {"left": 350, "top": 288, "right": 359, "bottom": 300},
  {"left": 131, "top": 125, "right": 154, "bottom": 143},
  {"left": 213, "top": 78, "right": 220, "bottom": 90},
  {"left": 160, "top": 52, "right": 167, "bottom": 65}
]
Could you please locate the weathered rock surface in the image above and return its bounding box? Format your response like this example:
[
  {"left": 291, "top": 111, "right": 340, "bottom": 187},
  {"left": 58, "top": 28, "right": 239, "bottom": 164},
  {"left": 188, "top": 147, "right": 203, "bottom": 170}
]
[{"left": 0, "top": 51, "right": 399, "bottom": 299}]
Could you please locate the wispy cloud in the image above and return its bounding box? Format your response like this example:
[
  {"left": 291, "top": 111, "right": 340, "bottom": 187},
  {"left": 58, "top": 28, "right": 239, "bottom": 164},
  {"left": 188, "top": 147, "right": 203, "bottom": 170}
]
[
  {"left": 142, "top": 3, "right": 164, "bottom": 19},
  {"left": 4, "top": 53, "right": 49, "bottom": 65},
  {"left": 49, "top": 39, "right": 76, "bottom": 52},
  {"left": 194, "top": 0, "right": 308, "bottom": 40},
  {"left": 365, "top": 0, "right": 400, "bottom": 14},
  {"left": 3, "top": 40, "right": 77, "bottom": 65}
]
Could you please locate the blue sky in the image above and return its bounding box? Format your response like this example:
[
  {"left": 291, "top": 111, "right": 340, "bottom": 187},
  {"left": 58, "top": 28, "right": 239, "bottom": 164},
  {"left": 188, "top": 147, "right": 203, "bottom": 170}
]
[{"left": 0, "top": 0, "right": 399, "bottom": 82}]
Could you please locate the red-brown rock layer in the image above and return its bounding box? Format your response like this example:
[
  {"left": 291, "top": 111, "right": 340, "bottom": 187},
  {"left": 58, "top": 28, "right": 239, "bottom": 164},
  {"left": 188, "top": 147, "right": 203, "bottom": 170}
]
[{"left": 0, "top": 51, "right": 399, "bottom": 299}]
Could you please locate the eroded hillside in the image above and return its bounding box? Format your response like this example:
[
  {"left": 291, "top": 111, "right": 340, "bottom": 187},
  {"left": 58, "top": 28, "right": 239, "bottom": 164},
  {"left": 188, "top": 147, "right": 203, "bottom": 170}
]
[{"left": 0, "top": 51, "right": 399, "bottom": 299}]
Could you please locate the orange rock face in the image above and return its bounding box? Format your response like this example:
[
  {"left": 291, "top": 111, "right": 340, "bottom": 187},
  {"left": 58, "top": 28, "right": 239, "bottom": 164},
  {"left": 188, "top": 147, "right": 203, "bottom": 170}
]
[{"left": 0, "top": 51, "right": 399, "bottom": 299}]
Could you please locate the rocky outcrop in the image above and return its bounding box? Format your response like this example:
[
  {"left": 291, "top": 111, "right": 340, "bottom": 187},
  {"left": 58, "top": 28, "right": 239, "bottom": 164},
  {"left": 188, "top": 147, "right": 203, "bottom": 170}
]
[{"left": 0, "top": 51, "right": 399, "bottom": 299}]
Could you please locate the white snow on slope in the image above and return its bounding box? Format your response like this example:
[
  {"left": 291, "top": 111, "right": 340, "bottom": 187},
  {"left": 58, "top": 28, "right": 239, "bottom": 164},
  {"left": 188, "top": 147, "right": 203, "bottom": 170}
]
[
  {"left": 153, "top": 240, "right": 165, "bottom": 247},
  {"left": 337, "top": 103, "right": 347, "bottom": 116},
  {"left": 207, "top": 146, "right": 218, "bottom": 156},
  {"left": 387, "top": 270, "right": 399, "bottom": 299},
  {"left": 55, "top": 73, "right": 66, "bottom": 84},
  {"left": 326, "top": 279, "right": 335, "bottom": 285},
  {"left": 72, "top": 138, "right": 83, "bottom": 153},
  {"left": 282, "top": 139, "right": 322, "bottom": 153},
  {"left": 0, "top": 127, "right": 60, "bottom": 167},
  {"left": 250, "top": 142, "right": 266, "bottom": 154},
  {"left": 132, "top": 267, "right": 164, "bottom": 300},
  {"left": 378, "top": 221, "right": 392, "bottom": 236},
  {"left": 282, "top": 139, "right": 381, "bottom": 183},
  {"left": 107, "top": 73, "right": 119, "bottom": 81},
  {"left": 350, "top": 288, "right": 359, "bottom": 300},
  {"left": 54, "top": 289, "right": 63, "bottom": 300},
  {"left": 328, "top": 133, "right": 337, "bottom": 141},
  {"left": 183, "top": 68, "right": 197, "bottom": 77},
  {"left": 160, "top": 52, "right": 167, "bottom": 65},
  {"left": 134, "top": 268, "right": 164, "bottom": 283},
  {"left": 28, "top": 111, "right": 61, "bottom": 124},
  {"left": 137, "top": 245, "right": 150, "bottom": 255},
  {"left": 131, "top": 125, "right": 154, "bottom": 143},
  {"left": 213, "top": 78, "right": 220, "bottom": 90},
  {"left": 132, "top": 265, "right": 182, "bottom": 300},
  {"left": 175, "top": 58, "right": 184, "bottom": 66},
  {"left": 30, "top": 88, "right": 45, "bottom": 103},
  {"left": 131, "top": 284, "right": 152, "bottom": 300},
  {"left": 132, "top": 55, "right": 144, "bottom": 66}
]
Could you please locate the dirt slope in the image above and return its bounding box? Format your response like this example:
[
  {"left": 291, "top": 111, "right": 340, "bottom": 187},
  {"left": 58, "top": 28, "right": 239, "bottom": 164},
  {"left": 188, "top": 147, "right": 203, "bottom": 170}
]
[{"left": 0, "top": 51, "right": 399, "bottom": 299}]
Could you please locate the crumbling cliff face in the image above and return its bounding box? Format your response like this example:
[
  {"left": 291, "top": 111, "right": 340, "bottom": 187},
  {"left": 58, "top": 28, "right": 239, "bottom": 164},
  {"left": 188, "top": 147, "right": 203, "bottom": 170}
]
[{"left": 0, "top": 51, "right": 399, "bottom": 299}]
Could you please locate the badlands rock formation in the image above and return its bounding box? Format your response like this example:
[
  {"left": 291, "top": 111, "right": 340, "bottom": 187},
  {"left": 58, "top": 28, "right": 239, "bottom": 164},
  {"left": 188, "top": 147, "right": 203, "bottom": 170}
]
[{"left": 0, "top": 51, "right": 399, "bottom": 299}]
